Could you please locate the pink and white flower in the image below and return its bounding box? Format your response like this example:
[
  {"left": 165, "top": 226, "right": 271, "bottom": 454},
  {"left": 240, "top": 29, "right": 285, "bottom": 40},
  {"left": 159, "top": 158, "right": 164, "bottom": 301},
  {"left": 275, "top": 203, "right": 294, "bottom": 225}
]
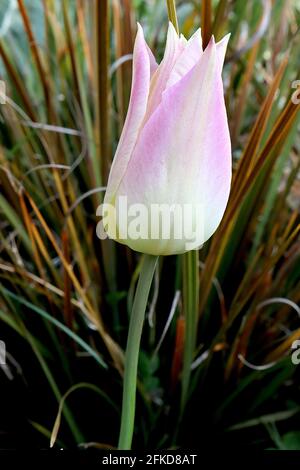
[{"left": 104, "top": 23, "right": 232, "bottom": 255}]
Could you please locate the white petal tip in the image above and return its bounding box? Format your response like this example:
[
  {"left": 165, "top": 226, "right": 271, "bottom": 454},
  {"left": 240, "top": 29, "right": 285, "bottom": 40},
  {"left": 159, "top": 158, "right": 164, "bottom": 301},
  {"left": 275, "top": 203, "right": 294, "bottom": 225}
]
[{"left": 217, "top": 33, "right": 231, "bottom": 48}]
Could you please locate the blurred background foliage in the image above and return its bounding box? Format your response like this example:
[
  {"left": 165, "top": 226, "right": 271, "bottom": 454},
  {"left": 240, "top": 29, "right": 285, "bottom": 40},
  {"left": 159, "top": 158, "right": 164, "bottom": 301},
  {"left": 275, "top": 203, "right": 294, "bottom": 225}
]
[{"left": 0, "top": 0, "right": 299, "bottom": 450}]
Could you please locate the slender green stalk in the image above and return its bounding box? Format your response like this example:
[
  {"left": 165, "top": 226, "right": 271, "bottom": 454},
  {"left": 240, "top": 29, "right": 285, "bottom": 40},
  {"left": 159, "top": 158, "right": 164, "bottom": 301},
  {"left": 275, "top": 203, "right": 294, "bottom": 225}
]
[
  {"left": 26, "top": 332, "right": 84, "bottom": 444},
  {"left": 181, "top": 250, "right": 199, "bottom": 412},
  {"left": 166, "top": 0, "right": 179, "bottom": 34},
  {"left": 118, "top": 254, "right": 158, "bottom": 450}
]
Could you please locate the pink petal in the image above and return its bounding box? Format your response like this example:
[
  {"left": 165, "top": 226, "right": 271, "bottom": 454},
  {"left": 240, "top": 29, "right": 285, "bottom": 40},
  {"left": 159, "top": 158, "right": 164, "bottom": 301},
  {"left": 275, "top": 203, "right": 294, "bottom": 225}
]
[
  {"left": 116, "top": 36, "right": 231, "bottom": 254},
  {"left": 146, "top": 41, "right": 158, "bottom": 76},
  {"left": 143, "top": 22, "right": 185, "bottom": 123},
  {"left": 216, "top": 33, "right": 230, "bottom": 71},
  {"left": 166, "top": 28, "right": 203, "bottom": 88},
  {"left": 104, "top": 23, "right": 151, "bottom": 204}
]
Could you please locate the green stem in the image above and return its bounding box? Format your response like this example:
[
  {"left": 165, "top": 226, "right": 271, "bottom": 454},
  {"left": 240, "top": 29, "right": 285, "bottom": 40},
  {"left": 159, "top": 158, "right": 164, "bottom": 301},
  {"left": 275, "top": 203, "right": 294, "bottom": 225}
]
[
  {"left": 181, "top": 250, "right": 199, "bottom": 413},
  {"left": 118, "top": 254, "right": 158, "bottom": 450},
  {"left": 166, "top": 0, "right": 179, "bottom": 34}
]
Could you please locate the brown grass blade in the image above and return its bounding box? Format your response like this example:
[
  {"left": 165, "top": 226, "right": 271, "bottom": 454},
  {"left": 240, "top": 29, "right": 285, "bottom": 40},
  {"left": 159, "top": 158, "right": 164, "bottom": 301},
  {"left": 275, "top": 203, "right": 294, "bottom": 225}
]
[
  {"left": 17, "top": 0, "right": 53, "bottom": 119},
  {"left": 95, "top": 0, "right": 110, "bottom": 183},
  {"left": 0, "top": 41, "right": 36, "bottom": 120},
  {"left": 201, "top": 0, "right": 212, "bottom": 49}
]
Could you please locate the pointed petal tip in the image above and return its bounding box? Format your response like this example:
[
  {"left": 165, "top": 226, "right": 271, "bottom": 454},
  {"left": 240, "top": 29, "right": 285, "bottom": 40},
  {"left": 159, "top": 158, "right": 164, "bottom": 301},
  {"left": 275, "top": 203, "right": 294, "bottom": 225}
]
[
  {"left": 217, "top": 32, "right": 231, "bottom": 48},
  {"left": 209, "top": 35, "right": 216, "bottom": 45},
  {"left": 207, "top": 32, "right": 231, "bottom": 48},
  {"left": 186, "top": 28, "right": 203, "bottom": 50},
  {"left": 136, "top": 22, "right": 144, "bottom": 35},
  {"left": 192, "top": 28, "right": 202, "bottom": 38},
  {"left": 167, "top": 20, "right": 179, "bottom": 37},
  {"left": 202, "top": 35, "right": 216, "bottom": 53},
  {"left": 216, "top": 33, "right": 231, "bottom": 69},
  {"left": 203, "top": 35, "right": 217, "bottom": 55}
]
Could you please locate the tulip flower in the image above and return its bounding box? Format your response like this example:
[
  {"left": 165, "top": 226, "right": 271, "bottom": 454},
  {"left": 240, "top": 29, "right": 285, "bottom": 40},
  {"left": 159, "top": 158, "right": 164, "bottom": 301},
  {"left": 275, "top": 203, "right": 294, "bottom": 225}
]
[
  {"left": 104, "top": 22, "right": 231, "bottom": 256},
  {"left": 104, "top": 23, "right": 231, "bottom": 255},
  {"left": 113, "top": 22, "right": 232, "bottom": 450}
]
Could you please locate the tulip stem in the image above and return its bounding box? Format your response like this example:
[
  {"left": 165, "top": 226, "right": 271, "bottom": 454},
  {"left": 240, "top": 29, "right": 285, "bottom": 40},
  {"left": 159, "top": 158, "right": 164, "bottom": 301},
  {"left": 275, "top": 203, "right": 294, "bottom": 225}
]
[
  {"left": 118, "top": 254, "right": 159, "bottom": 450},
  {"left": 166, "top": 0, "right": 179, "bottom": 34}
]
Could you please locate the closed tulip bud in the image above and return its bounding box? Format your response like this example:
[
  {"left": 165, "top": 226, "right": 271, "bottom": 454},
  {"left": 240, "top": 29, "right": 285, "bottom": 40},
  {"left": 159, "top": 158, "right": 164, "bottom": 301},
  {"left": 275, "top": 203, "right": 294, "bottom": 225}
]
[{"left": 103, "top": 22, "right": 232, "bottom": 255}]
